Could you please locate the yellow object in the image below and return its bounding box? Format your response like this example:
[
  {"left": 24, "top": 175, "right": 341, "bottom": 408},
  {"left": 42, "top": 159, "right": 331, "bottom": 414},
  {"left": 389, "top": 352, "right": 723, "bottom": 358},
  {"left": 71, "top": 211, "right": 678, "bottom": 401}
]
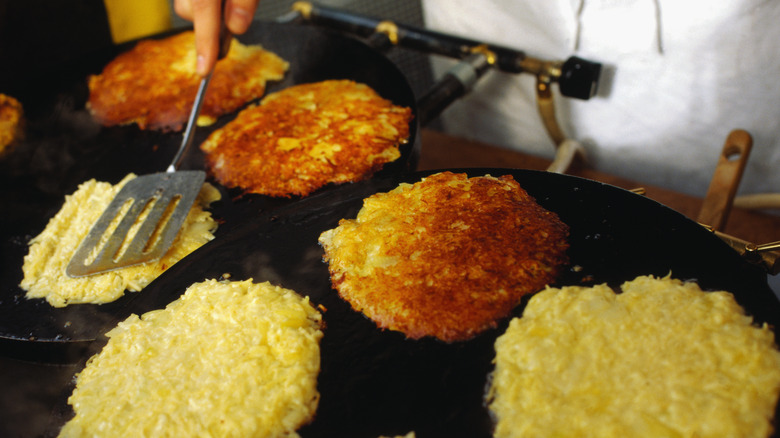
[
  {"left": 488, "top": 275, "right": 780, "bottom": 438},
  {"left": 59, "top": 279, "right": 323, "bottom": 437},
  {"left": 103, "top": 0, "right": 172, "bottom": 44},
  {"left": 21, "top": 175, "right": 220, "bottom": 307}
]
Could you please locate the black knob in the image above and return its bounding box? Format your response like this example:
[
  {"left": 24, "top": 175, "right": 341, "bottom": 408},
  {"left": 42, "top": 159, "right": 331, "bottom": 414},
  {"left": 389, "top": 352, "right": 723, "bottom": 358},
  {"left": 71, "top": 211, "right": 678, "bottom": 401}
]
[{"left": 558, "top": 56, "right": 602, "bottom": 100}]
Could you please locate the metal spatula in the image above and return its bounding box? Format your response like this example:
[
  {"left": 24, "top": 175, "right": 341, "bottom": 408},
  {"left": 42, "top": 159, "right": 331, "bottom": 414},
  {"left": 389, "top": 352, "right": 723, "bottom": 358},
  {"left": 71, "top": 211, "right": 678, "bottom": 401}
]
[{"left": 66, "top": 25, "right": 231, "bottom": 278}]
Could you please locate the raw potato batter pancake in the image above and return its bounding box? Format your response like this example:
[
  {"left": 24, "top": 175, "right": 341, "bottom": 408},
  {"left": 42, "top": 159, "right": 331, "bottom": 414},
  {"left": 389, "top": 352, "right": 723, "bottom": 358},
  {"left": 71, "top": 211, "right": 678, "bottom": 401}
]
[
  {"left": 488, "top": 275, "right": 780, "bottom": 438},
  {"left": 318, "top": 171, "right": 570, "bottom": 342},
  {"left": 59, "top": 279, "right": 323, "bottom": 438},
  {"left": 0, "top": 93, "right": 23, "bottom": 157},
  {"left": 200, "top": 79, "right": 412, "bottom": 197},
  {"left": 87, "top": 31, "right": 288, "bottom": 131},
  {"left": 21, "top": 175, "right": 219, "bottom": 307}
]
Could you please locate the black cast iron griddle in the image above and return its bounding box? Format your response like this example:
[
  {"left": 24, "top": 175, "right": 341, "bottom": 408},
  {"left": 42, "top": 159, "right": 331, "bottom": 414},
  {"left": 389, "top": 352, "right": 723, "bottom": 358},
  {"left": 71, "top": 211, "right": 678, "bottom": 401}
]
[
  {"left": 0, "top": 20, "right": 420, "bottom": 353},
  {"left": 30, "top": 168, "right": 780, "bottom": 438},
  {"left": 1, "top": 19, "right": 779, "bottom": 438}
]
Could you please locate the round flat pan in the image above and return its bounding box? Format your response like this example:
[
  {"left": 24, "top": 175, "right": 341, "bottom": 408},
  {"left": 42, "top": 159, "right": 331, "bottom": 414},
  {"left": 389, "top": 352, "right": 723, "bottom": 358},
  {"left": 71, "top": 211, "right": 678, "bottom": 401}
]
[
  {"left": 0, "top": 21, "right": 419, "bottom": 350},
  {"left": 13, "top": 168, "right": 779, "bottom": 437}
]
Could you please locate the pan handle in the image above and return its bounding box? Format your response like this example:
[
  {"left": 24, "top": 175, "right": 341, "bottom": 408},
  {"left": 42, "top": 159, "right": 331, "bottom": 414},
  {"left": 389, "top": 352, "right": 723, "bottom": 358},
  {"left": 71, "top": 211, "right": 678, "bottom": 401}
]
[
  {"left": 697, "top": 130, "right": 753, "bottom": 231},
  {"left": 282, "top": 1, "right": 602, "bottom": 100},
  {"left": 416, "top": 53, "right": 490, "bottom": 127}
]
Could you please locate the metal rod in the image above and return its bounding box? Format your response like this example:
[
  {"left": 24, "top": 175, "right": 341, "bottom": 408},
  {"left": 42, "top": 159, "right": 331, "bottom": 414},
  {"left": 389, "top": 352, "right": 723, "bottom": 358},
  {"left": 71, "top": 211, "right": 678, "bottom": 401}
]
[{"left": 168, "top": 73, "right": 212, "bottom": 173}]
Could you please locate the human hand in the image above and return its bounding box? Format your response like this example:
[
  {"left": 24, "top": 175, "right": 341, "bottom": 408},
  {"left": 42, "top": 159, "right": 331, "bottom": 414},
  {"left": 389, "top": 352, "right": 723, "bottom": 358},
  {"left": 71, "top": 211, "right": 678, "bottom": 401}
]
[{"left": 174, "top": 0, "right": 260, "bottom": 76}]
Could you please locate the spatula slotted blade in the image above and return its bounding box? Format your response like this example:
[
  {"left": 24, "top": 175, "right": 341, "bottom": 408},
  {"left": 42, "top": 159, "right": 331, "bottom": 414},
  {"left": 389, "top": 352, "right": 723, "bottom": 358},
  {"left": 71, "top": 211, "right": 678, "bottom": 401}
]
[{"left": 66, "top": 170, "right": 206, "bottom": 277}]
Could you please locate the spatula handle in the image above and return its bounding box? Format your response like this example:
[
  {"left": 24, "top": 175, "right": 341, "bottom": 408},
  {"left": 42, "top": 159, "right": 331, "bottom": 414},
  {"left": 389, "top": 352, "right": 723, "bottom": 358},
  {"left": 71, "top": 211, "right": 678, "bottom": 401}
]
[
  {"left": 217, "top": 0, "right": 232, "bottom": 59},
  {"left": 168, "top": 0, "right": 232, "bottom": 173},
  {"left": 168, "top": 75, "right": 211, "bottom": 172}
]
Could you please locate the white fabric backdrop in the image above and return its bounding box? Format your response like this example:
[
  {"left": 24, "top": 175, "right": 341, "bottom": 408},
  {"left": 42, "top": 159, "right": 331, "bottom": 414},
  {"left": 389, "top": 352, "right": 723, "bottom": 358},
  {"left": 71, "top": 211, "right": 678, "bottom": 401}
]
[{"left": 422, "top": 0, "right": 780, "bottom": 199}]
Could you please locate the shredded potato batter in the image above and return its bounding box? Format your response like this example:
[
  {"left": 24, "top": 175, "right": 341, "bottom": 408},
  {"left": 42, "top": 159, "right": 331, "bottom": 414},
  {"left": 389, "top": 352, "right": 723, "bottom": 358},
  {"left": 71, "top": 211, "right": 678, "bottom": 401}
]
[
  {"left": 59, "top": 279, "right": 323, "bottom": 437},
  {"left": 488, "top": 275, "right": 780, "bottom": 438},
  {"left": 21, "top": 175, "right": 219, "bottom": 307}
]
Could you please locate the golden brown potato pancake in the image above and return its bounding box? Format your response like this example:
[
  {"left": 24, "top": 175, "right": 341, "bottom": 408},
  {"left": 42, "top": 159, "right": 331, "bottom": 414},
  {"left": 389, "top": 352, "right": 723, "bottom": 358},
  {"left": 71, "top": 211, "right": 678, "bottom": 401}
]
[
  {"left": 200, "top": 79, "right": 412, "bottom": 197},
  {"left": 318, "top": 171, "right": 570, "bottom": 342},
  {"left": 87, "top": 31, "right": 288, "bottom": 131},
  {"left": 0, "top": 93, "right": 23, "bottom": 157}
]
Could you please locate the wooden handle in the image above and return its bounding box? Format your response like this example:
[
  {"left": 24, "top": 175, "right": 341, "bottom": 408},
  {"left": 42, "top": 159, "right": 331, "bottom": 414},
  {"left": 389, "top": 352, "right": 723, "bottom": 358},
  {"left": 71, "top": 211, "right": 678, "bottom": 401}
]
[{"left": 697, "top": 129, "right": 753, "bottom": 231}]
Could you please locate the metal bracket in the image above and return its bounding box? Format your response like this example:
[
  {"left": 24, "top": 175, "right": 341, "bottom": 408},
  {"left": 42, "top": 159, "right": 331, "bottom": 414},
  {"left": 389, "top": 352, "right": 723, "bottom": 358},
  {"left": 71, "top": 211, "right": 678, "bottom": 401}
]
[
  {"left": 284, "top": 2, "right": 602, "bottom": 100},
  {"left": 701, "top": 224, "right": 780, "bottom": 275}
]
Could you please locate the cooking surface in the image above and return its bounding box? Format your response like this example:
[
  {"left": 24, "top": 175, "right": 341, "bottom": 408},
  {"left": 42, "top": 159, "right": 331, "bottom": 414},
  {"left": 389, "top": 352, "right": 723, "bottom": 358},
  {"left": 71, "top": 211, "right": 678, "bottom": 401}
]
[
  {"left": 0, "top": 21, "right": 418, "bottom": 347},
  {"left": 3, "top": 168, "right": 780, "bottom": 437}
]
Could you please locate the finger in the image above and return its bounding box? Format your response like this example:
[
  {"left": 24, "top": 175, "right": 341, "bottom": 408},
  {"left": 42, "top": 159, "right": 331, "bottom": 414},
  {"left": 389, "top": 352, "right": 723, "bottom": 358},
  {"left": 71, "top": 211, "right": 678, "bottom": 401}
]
[
  {"left": 173, "top": 0, "right": 193, "bottom": 21},
  {"left": 191, "top": 0, "right": 223, "bottom": 76},
  {"left": 226, "top": 0, "right": 260, "bottom": 34}
]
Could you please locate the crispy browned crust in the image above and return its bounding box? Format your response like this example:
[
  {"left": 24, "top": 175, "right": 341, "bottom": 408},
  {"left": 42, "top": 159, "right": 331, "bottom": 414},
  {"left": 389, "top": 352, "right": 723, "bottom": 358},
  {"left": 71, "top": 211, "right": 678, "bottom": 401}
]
[
  {"left": 200, "top": 80, "right": 412, "bottom": 197},
  {"left": 87, "top": 31, "right": 288, "bottom": 131},
  {"left": 0, "top": 93, "right": 23, "bottom": 156},
  {"left": 318, "top": 171, "right": 570, "bottom": 342}
]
